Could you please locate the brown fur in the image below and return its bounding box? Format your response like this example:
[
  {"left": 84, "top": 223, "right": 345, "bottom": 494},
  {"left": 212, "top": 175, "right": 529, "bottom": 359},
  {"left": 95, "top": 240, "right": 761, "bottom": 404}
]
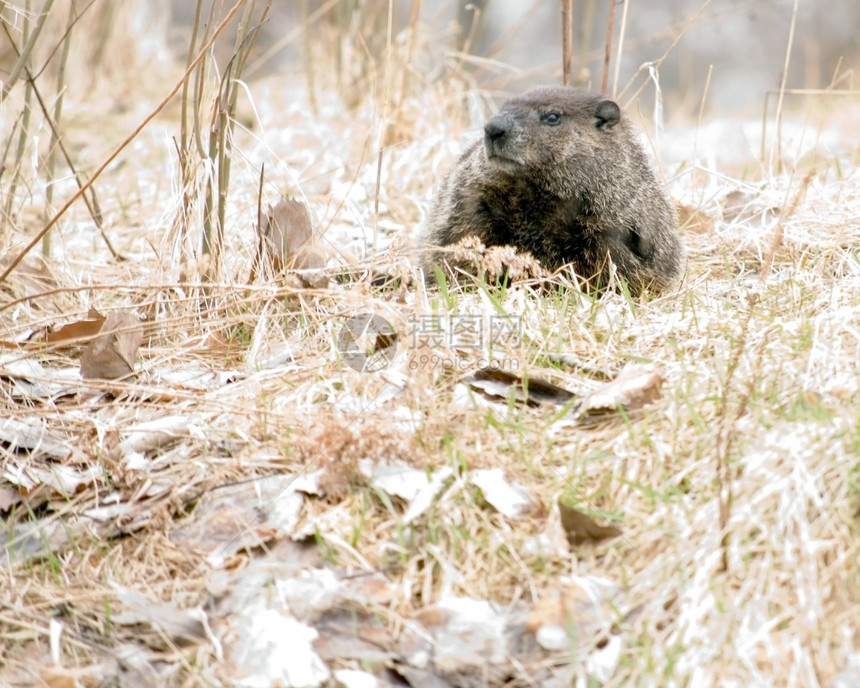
[{"left": 424, "top": 86, "right": 685, "bottom": 294}]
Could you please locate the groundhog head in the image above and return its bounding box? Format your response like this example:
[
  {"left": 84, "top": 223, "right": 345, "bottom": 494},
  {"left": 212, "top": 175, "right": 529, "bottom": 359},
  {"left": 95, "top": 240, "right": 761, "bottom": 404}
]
[{"left": 482, "top": 86, "right": 626, "bottom": 197}]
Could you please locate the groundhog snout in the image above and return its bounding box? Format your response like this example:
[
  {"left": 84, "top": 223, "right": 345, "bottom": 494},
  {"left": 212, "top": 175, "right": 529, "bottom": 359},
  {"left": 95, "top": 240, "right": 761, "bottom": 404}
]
[
  {"left": 484, "top": 114, "right": 521, "bottom": 161},
  {"left": 484, "top": 118, "right": 509, "bottom": 143}
]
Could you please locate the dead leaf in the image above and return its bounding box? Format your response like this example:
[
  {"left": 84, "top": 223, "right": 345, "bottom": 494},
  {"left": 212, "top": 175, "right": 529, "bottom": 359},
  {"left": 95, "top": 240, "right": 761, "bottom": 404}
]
[
  {"left": 39, "top": 666, "right": 77, "bottom": 688},
  {"left": 111, "top": 585, "right": 206, "bottom": 643},
  {"left": 676, "top": 202, "right": 715, "bottom": 235},
  {"left": 118, "top": 415, "right": 195, "bottom": 457},
  {"left": 526, "top": 575, "right": 620, "bottom": 651},
  {"left": 313, "top": 611, "right": 394, "bottom": 664},
  {"left": 721, "top": 189, "right": 780, "bottom": 224},
  {"left": 0, "top": 355, "right": 79, "bottom": 401},
  {"left": 3, "top": 463, "right": 100, "bottom": 503},
  {"left": 4, "top": 508, "right": 114, "bottom": 566},
  {"left": 169, "top": 475, "right": 306, "bottom": 566},
  {"left": 405, "top": 596, "right": 510, "bottom": 673},
  {"left": 573, "top": 366, "right": 664, "bottom": 420},
  {"left": 463, "top": 367, "right": 576, "bottom": 407},
  {"left": 470, "top": 468, "right": 532, "bottom": 519},
  {"left": 557, "top": 499, "right": 620, "bottom": 545},
  {"left": 40, "top": 307, "right": 107, "bottom": 347},
  {"left": 0, "top": 417, "right": 77, "bottom": 459},
  {"left": 359, "top": 460, "right": 455, "bottom": 524},
  {"left": 225, "top": 611, "right": 330, "bottom": 687},
  {"left": 215, "top": 563, "right": 398, "bottom": 687},
  {"left": 80, "top": 311, "right": 143, "bottom": 380},
  {"left": 257, "top": 197, "right": 330, "bottom": 287},
  {"left": 721, "top": 189, "right": 756, "bottom": 222},
  {"left": 0, "top": 484, "right": 22, "bottom": 511},
  {"left": 390, "top": 665, "right": 452, "bottom": 688}
]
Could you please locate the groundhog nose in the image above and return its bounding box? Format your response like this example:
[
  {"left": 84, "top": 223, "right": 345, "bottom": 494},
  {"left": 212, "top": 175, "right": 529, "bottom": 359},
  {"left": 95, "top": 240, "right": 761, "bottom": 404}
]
[{"left": 484, "top": 120, "right": 507, "bottom": 141}]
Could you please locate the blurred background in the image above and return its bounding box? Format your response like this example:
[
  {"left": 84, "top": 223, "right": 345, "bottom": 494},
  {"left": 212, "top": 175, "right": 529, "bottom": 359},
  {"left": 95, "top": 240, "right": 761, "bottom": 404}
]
[
  {"left": 3, "top": 0, "right": 858, "bottom": 119},
  {"left": 166, "top": 0, "right": 860, "bottom": 118}
]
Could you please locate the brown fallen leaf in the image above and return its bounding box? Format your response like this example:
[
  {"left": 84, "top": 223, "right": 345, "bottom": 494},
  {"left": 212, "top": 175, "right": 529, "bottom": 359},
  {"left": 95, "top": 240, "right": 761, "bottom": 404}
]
[
  {"left": 0, "top": 485, "right": 22, "bottom": 512},
  {"left": 43, "top": 307, "right": 106, "bottom": 346},
  {"left": 169, "top": 475, "right": 306, "bottom": 565},
  {"left": 463, "top": 367, "right": 576, "bottom": 407},
  {"left": 112, "top": 586, "right": 206, "bottom": 643},
  {"left": 255, "top": 197, "right": 330, "bottom": 287},
  {"left": 721, "top": 189, "right": 780, "bottom": 224},
  {"left": 557, "top": 498, "right": 621, "bottom": 545},
  {"left": 40, "top": 666, "right": 77, "bottom": 688},
  {"left": 80, "top": 311, "right": 143, "bottom": 380},
  {"left": 1, "top": 308, "right": 108, "bottom": 350},
  {"left": 721, "top": 190, "right": 754, "bottom": 222},
  {"left": 573, "top": 366, "right": 664, "bottom": 420},
  {"left": 525, "top": 575, "right": 621, "bottom": 653},
  {"left": 525, "top": 575, "right": 619, "bottom": 633},
  {"left": 389, "top": 663, "right": 452, "bottom": 688},
  {"left": 312, "top": 610, "right": 394, "bottom": 664}
]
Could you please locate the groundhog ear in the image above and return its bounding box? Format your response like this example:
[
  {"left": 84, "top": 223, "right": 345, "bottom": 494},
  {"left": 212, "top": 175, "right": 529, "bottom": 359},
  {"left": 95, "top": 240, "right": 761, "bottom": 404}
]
[{"left": 594, "top": 99, "right": 621, "bottom": 130}]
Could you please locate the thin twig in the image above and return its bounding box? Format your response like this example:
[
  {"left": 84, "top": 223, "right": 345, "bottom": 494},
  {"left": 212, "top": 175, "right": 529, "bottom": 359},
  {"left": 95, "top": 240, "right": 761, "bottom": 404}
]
[
  {"left": 245, "top": 0, "right": 342, "bottom": 79},
  {"left": 1, "top": 17, "right": 118, "bottom": 258},
  {"left": 760, "top": 88, "right": 860, "bottom": 163},
  {"left": 618, "top": 0, "right": 713, "bottom": 105},
  {"left": 758, "top": 170, "right": 814, "bottom": 282},
  {"left": 249, "top": 164, "right": 266, "bottom": 285},
  {"left": 715, "top": 294, "right": 758, "bottom": 573},
  {"left": 3, "top": 0, "right": 33, "bottom": 232},
  {"left": 460, "top": 2, "right": 483, "bottom": 64},
  {"left": 611, "top": 0, "right": 629, "bottom": 98},
  {"left": 600, "top": 0, "right": 615, "bottom": 93},
  {"left": 0, "top": 0, "right": 250, "bottom": 286},
  {"left": 1, "top": 0, "right": 56, "bottom": 99},
  {"left": 398, "top": 0, "right": 423, "bottom": 103},
  {"left": 300, "top": 0, "right": 319, "bottom": 116},
  {"left": 372, "top": 0, "right": 395, "bottom": 261},
  {"left": 176, "top": 0, "right": 205, "bottom": 259},
  {"left": 43, "top": 0, "right": 76, "bottom": 258},
  {"left": 561, "top": 0, "right": 573, "bottom": 86},
  {"left": 772, "top": 0, "right": 801, "bottom": 173},
  {"left": 693, "top": 64, "right": 714, "bottom": 163},
  {"left": 27, "top": 0, "right": 100, "bottom": 82}
]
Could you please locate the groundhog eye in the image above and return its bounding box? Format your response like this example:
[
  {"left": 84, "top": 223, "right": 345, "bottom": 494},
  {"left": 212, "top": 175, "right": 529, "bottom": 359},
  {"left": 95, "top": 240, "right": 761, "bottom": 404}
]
[{"left": 542, "top": 112, "right": 562, "bottom": 125}]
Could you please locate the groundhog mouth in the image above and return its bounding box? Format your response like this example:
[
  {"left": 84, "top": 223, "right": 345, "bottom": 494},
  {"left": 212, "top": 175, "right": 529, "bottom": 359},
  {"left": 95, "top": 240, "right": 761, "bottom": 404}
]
[{"left": 484, "top": 141, "right": 524, "bottom": 171}]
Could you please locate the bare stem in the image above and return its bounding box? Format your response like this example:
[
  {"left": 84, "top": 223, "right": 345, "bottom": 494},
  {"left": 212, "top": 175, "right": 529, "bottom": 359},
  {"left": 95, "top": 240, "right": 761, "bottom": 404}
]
[
  {"left": 600, "top": 0, "right": 615, "bottom": 93},
  {"left": 611, "top": 0, "right": 629, "bottom": 98},
  {"left": 3, "top": 0, "right": 33, "bottom": 233},
  {"left": 561, "top": 0, "right": 573, "bottom": 86},
  {"left": 0, "top": 0, "right": 250, "bottom": 286},
  {"left": 1, "top": 0, "right": 55, "bottom": 99},
  {"left": 773, "top": 0, "right": 800, "bottom": 173},
  {"left": 43, "top": 0, "right": 76, "bottom": 258}
]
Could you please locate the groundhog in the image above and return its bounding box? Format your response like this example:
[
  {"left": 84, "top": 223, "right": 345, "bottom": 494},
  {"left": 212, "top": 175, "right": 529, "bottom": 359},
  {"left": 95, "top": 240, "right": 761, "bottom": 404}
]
[{"left": 424, "top": 85, "right": 685, "bottom": 294}]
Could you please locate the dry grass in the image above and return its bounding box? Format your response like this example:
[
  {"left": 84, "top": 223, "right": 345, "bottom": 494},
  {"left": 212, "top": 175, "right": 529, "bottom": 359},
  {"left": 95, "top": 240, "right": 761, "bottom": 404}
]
[{"left": 1, "top": 3, "right": 860, "bottom": 687}]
